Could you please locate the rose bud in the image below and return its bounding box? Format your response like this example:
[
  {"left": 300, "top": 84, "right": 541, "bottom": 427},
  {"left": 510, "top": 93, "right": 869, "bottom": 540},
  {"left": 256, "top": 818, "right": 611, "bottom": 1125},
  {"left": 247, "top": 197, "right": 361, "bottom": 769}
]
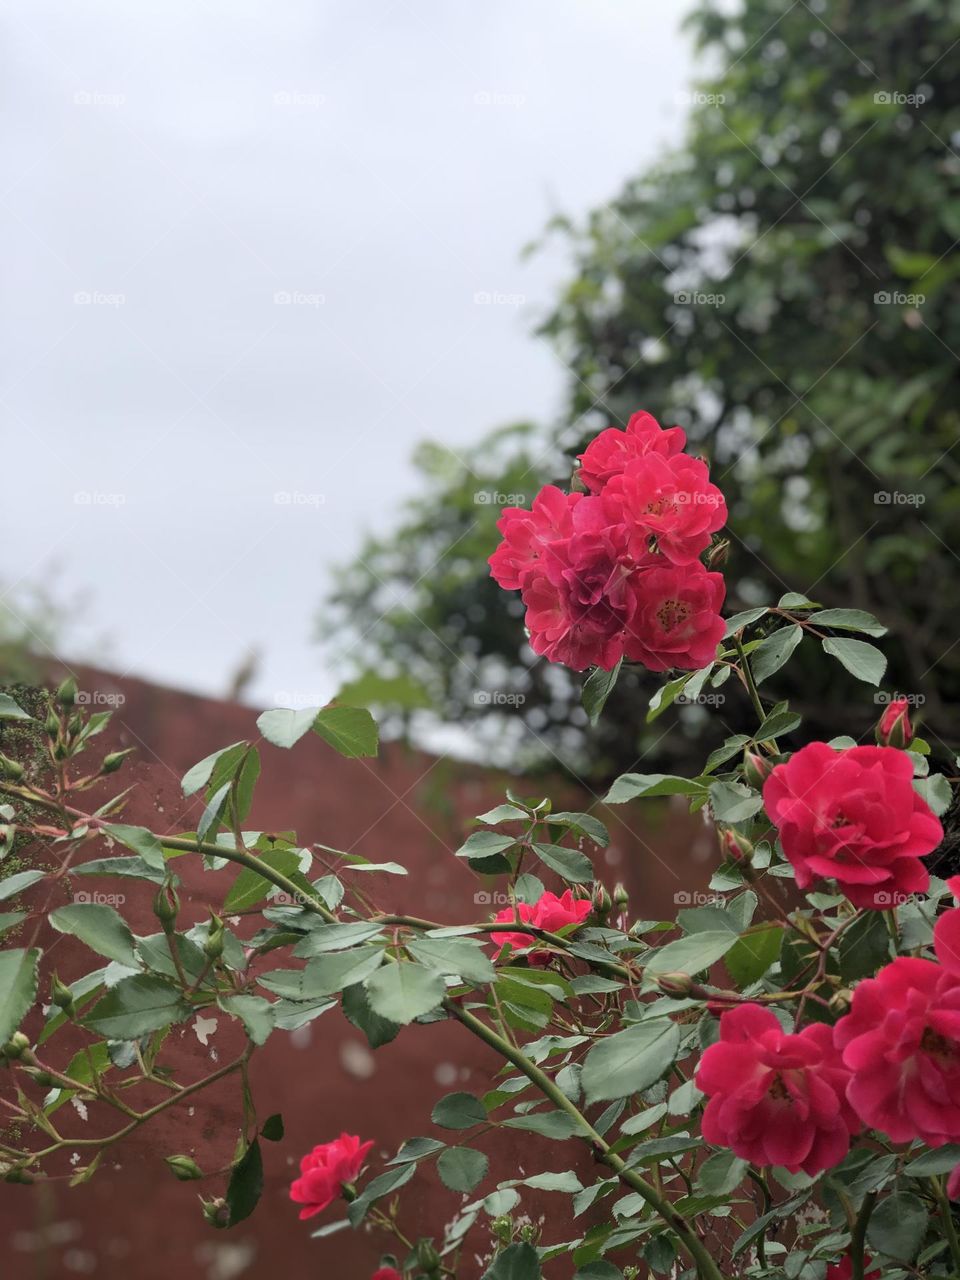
[
  {"left": 720, "top": 828, "right": 753, "bottom": 865},
  {"left": 656, "top": 972, "right": 694, "bottom": 997},
  {"left": 200, "top": 1196, "right": 230, "bottom": 1228},
  {"left": 153, "top": 880, "right": 180, "bottom": 930},
  {"left": 592, "top": 883, "right": 612, "bottom": 920},
  {"left": 166, "top": 1155, "right": 204, "bottom": 1181},
  {"left": 876, "top": 695, "right": 913, "bottom": 749},
  {"left": 742, "top": 749, "right": 772, "bottom": 789}
]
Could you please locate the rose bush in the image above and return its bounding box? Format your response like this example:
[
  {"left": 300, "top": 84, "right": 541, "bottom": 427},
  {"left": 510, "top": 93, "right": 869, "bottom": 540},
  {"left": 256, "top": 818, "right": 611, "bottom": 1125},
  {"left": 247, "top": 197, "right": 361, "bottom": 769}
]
[{"left": 0, "top": 408, "right": 958, "bottom": 1280}]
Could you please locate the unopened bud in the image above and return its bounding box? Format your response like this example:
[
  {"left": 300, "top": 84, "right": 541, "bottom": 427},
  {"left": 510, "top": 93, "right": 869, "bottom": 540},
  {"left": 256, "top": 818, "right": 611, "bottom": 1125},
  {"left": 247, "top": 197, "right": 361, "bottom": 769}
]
[
  {"left": 153, "top": 880, "right": 180, "bottom": 929},
  {"left": 742, "top": 749, "right": 773, "bottom": 789},
  {"left": 656, "top": 972, "right": 694, "bottom": 998},
  {"left": 416, "top": 1239, "right": 441, "bottom": 1272},
  {"left": 876, "top": 696, "right": 913, "bottom": 749},
  {"left": 705, "top": 538, "right": 729, "bottom": 570},
  {"left": 720, "top": 828, "right": 753, "bottom": 865},
  {"left": 43, "top": 710, "right": 60, "bottom": 738},
  {"left": 4, "top": 1166, "right": 34, "bottom": 1183},
  {"left": 67, "top": 713, "right": 83, "bottom": 736},
  {"left": 203, "top": 914, "right": 225, "bottom": 960},
  {"left": 2, "top": 1032, "right": 30, "bottom": 1060},
  {"left": 592, "top": 883, "right": 612, "bottom": 920},
  {"left": 613, "top": 882, "right": 629, "bottom": 909},
  {"left": 491, "top": 1215, "right": 513, "bottom": 1242},
  {"left": 50, "top": 974, "right": 76, "bottom": 1015},
  {"left": 0, "top": 754, "right": 24, "bottom": 780},
  {"left": 200, "top": 1196, "right": 229, "bottom": 1228},
  {"left": 829, "top": 988, "right": 853, "bottom": 1015},
  {"left": 100, "top": 749, "right": 134, "bottom": 775},
  {"left": 518, "top": 1222, "right": 540, "bottom": 1244},
  {"left": 24, "top": 1068, "right": 57, "bottom": 1087},
  {"left": 166, "top": 1154, "right": 203, "bottom": 1181},
  {"left": 56, "top": 677, "right": 78, "bottom": 709}
]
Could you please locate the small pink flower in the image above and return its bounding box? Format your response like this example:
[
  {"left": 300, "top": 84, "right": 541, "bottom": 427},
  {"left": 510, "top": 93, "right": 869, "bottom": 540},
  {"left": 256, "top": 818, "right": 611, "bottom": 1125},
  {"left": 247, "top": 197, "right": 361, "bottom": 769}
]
[
  {"left": 577, "top": 410, "right": 687, "bottom": 493},
  {"left": 491, "top": 890, "right": 592, "bottom": 958},
  {"left": 601, "top": 452, "right": 726, "bottom": 566},
  {"left": 695, "top": 1004, "right": 858, "bottom": 1175},
  {"left": 289, "top": 1133, "right": 374, "bottom": 1220},
  {"left": 623, "top": 562, "right": 726, "bottom": 672},
  {"left": 762, "top": 742, "right": 942, "bottom": 909}
]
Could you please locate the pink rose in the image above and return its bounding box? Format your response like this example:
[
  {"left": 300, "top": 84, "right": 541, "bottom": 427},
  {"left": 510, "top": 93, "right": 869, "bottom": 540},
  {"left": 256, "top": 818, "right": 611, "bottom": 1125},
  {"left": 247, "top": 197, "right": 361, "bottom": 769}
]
[
  {"left": 834, "top": 905, "right": 960, "bottom": 1145},
  {"left": 491, "top": 890, "right": 592, "bottom": 959},
  {"left": 372, "top": 1270, "right": 403, "bottom": 1280},
  {"left": 601, "top": 452, "right": 727, "bottom": 566},
  {"left": 762, "top": 742, "right": 942, "bottom": 909},
  {"left": 577, "top": 410, "right": 687, "bottom": 493},
  {"left": 695, "top": 1004, "right": 858, "bottom": 1175},
  {"left": 622, "top": 562, "right": 726, "bottom": 672},
  {"left": 825, "top": 1255, "right": 880, "bottom": 1280},
  {"left": 488, "top": 485, "right": 581, "bottom": 591},
  {"left": 290, "top": 1133, "right": 374, "bottom": 1220}
]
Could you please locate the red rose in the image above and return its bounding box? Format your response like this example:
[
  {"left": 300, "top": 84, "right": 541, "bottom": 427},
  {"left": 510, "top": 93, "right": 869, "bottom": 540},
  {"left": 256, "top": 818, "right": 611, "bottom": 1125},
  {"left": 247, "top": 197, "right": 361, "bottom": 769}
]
[
  {"left": 488, "top": 485, "right": 581, "bottom": 591},
  {"left": 762, "top": 742, "right": 942, "bottom": 909},
  {"left": 372, "top": 1270, "right": 403, "bottom": 1280},
  {"left": 825, "top": 1254, "right": 880, "bottom": 1280},
  {"left": 491, "top": 890, "right": 592, "bottom": 959},
  {"left": 834, "top": 907, "right": 960, "bottom": 1145},
  {"left": 695, "top": 1004, "right": 858, "bottom": 1175},
  {"left": 876, "top": 695, "right": 913, "bottom": 748},
  {"left": 577, "top": 410, "right": 687, "bottom": 493},
  {"left": 289, "top": 1133, "right": 374, "bottom": 1220},
  {"left": 622, "top": 562, "right": 726, "bottom": 672},
  {"left": 601, "top": 452, "right": 726, "bottom": 565}
]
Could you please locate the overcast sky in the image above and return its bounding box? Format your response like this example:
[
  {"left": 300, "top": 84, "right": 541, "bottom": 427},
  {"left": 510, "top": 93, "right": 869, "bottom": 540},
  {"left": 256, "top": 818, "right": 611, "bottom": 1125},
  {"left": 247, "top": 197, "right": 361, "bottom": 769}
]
[{"left": 2, "top": 0, "right": 696, "bottom": 708}]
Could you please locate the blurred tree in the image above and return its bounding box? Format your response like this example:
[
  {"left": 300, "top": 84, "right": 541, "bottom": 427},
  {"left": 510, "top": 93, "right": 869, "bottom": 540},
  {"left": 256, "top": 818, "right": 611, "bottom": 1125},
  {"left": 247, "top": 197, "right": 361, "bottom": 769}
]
[{"left": 322, "top": 0, "right": 960, "bottom": 781}]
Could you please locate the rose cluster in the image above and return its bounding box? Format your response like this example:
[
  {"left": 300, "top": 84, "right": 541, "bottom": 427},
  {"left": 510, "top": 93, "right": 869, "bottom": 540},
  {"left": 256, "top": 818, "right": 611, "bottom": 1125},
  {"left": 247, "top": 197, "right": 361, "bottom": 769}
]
[
  {"left": 698, "top": 879, "right": 960, "bottom": 1176},
  {"left": 490, "top": 889, "right": 592, "bottom": 962},
  {"left": 488, "top": 411, "right": 727, "bottom": 671}
]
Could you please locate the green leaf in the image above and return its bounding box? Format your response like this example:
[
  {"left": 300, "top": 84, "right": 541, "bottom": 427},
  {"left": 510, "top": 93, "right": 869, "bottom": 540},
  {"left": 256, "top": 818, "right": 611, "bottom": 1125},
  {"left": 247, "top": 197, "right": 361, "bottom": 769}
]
[
  {"left": 261, "top": 1113, "right": 284, "bottom": 1142},
  {"left": 197, "top": 781, "right": 231, "bottom": 841},
  {"left": 136, "top": 932, "right": 207, "bottom": 983},
  {"left": 866, "top": 1191, "right": 928, "bottom": 1261},
  {"left": 455, "top": 831, "right": 517, "bottom": 859},
  {"left": 297, "top": 947, "right": 385, "bottom": 998},
  {"left": 708, "top": 780, "right": 763, "bottom": 824},
  {"left": 226, "top": 1139, "right": 263, "bottom": 1226},
  {"left": 341, "top": 983, "right": 401, "bottom": 1047},
  {"left": 582, "top": 658, "right": 622, "bottom": 726},
  {"left": 103, "top": 824, "right": 166, "bottom": 871},
  {"left": 754, "top": 709, "right": 800, "bottom": 739},
  {"left": 48, "top": 903, "right": 138, "bottom": 967},
  {"left": 0, "top": 947, "right": 39, "bottom": 1043},
  {"left": 581, "top": 1021, "right": 680, "bottom": 1103},
  {"left": 408, "top": 937, "right": 496, "bottom": 985},
  {"left": 503, "top": 1111, "right": 583, "bottom": 1139},
  {"left": 431, "top": 1092, "right": 486, "bottom": 1129},
  {"left": 723, "top": 607, "right": 769, "bottom": 637},
  {"left": 388, "top": 1136, "right": 447, "bottom": 1164},
  {"left": 914, "top": 774, "right": 952, "bottom": 817},
  {"left": 481, "top": 1242, "right": 542, "bottom": 1280},
  {"left": 181, "top": 742, "right": 246, "bottom": 796},
  {"left": 0, "top": 910, "right": 27, "bottom": 938},
  {"left": 839, "top": 911, "right": 892, "bottom": 983},
  {"left": 218, "top": 994, "right": 275, "bottom": 1046},
  {"left": 904, "top": 1144, "right": 960, "bottom": 1175},
  {"left": 312, "top": 705, "right": 378, "bottom": 757},
  {"left": 531, "top": 842, "right": 593, "bottom": 883},
  {"left": 548, "top": 812, "right": 610, "bottom": 847},
  {"left": 83, "top": 974, "right": 188, "bottom": 1039},
  {"left": 0, "top": 869, "right": 46, "bottom": 901},
  {"left": 476, "top": 804, "right": 529, "bottom": 824},
  {"left": 751, "top": 625, "right": 803, "bottom": 683},
  {"left": 605, "top": 773, "right": 708, "bottom": 804},
  {"left": 365, "top": 961, "right": 446, "bottom": 1023},
  {"left": 808, "top": 608, "right": 887, "bottom": 637},
  {"left": 72, "top": 856, "right": 168, "bottom": 884},
  {"left": 256, "top": 707, "right": 317, "bottom": 748},
  {"left": 699, "top": 1150, "right": 749, "bottom": 1196},
  {"left": 437, "top": 1146, "right": 488, "bottom": 1193},
  {"left": 645, "top": 931, "right": 739, "bottom": 978},
  {"left": 45, "top": 1041, "right": 112, "bottom": 1114},
  {"left": 223, "top": 848, "right": 307, "bottom": 913},
  {"left": 347, "top": 1163, "right": 415, "bottom": 1225},
  {"left": 292, "top": 922, "right": 385, "bottom": 956},
  {"left": 724, "top": 924, "right": 783, "bottom": 987},
  {"left": 822, "top": 636, "right": 887, "bottom": 686},
  {"left": 0, "top": 692, "right": 32, "bottom": 720}
]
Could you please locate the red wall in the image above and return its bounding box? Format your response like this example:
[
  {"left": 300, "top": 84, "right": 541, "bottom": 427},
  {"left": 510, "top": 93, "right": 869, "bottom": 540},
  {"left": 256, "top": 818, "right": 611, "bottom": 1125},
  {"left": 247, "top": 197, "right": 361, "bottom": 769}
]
[{"left": 1, "top": 669, "right": 714, "bottom": 1279}]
